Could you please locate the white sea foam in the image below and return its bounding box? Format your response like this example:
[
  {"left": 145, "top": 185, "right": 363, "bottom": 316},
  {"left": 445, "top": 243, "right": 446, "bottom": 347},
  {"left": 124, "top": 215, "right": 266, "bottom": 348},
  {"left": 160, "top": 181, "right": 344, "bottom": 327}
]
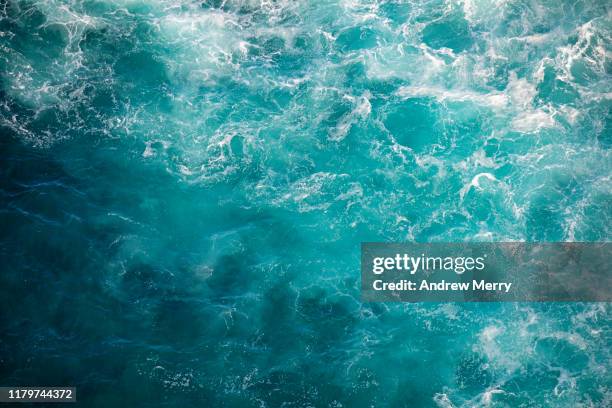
[
  {"left": 459, "top": 172, "right": 497, "bottom": 201},
  {"left": 330, "top": 92, "right": 371, "bottom": 141}
]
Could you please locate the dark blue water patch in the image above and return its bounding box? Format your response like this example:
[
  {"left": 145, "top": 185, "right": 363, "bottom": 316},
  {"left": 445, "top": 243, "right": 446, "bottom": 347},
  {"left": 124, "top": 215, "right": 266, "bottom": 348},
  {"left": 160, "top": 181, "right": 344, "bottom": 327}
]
[
  {"left": 421, "top": 11, "right": 474, "bottom": 52},
  {"left": 455, "top": 353, "right": 495, "bottom": 394},
  {"left": 536, "top": 67, "right": 581, "bottom": 106},
  {"left": 383, "top": 97, "right": 443, "bottom": 152},
  {"left": 336, "top": 26, "right": 379, "bottom": 52},
  {"left": 80, "top": 25, "right": 133, "bottom": 67},
  {"left": 342, "top": 60, "right": 369, "bottom": 90},
  {"left": 379, "top": 1, "right": 413, "bottom": 26},
  {"left": 113, "top": 50, "right": 171, "bottom": 98},
  {"left": 525, "top": 201, "right": 567, "bottom": 241}
]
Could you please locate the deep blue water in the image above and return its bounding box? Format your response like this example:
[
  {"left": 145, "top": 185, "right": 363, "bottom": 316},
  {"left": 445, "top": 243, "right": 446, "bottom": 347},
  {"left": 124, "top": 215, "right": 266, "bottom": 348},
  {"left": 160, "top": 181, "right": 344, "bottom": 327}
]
[{"left": 0, "top": 0, "right": 611, "bottom": 407}]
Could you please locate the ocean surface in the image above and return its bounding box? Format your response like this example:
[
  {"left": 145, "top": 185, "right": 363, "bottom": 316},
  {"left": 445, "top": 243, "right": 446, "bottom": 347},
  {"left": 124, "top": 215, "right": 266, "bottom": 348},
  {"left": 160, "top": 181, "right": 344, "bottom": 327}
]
[{"left": 0, "top": 0, "right": 610, "bottom": 406}]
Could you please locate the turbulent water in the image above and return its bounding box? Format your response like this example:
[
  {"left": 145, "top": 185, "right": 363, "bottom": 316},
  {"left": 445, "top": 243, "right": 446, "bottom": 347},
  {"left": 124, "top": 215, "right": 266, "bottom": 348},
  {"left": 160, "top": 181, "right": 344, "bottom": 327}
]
[{"left": 0, "top": 0, "right": 611, "bottom": 406}]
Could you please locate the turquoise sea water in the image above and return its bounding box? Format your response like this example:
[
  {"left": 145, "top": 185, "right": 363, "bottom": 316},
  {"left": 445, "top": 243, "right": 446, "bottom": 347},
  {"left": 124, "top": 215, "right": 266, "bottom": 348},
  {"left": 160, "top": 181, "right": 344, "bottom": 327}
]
[{"left": 0, "top": 0, "right": 611, "bottom": 406}]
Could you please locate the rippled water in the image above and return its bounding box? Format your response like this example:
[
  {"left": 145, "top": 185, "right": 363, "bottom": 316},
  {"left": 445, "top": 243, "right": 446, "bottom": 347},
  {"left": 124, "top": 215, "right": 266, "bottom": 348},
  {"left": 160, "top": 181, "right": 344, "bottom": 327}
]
[{"left": 1, "top": 0, "right": 610, "bottom": 406}]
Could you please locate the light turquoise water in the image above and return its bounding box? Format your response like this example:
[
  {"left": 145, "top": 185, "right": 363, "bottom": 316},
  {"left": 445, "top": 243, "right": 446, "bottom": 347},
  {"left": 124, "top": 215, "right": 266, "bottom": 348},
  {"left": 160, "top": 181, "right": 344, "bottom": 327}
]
[{"left": 0, "top": 0, "right": 611, "bottom": 406}]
